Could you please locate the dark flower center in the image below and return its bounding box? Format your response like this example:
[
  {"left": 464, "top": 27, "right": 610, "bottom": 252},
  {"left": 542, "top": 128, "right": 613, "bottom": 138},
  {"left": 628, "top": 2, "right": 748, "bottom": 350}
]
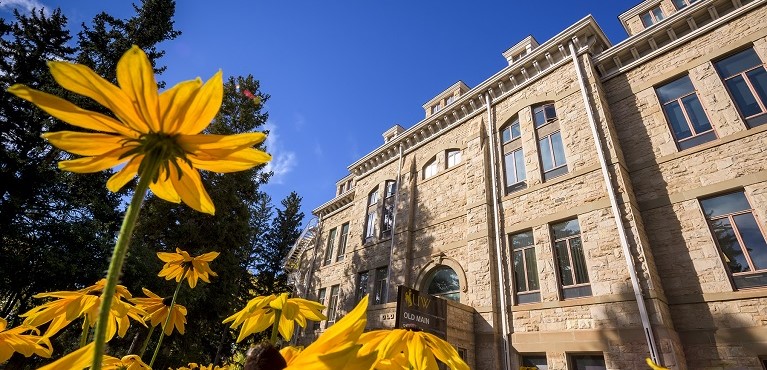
[
  {"left": 244, "top": 342, "right": 287, "bottom": 370},
  {"left": 121, "top": 132, "right": 191, "bottom": 181}
]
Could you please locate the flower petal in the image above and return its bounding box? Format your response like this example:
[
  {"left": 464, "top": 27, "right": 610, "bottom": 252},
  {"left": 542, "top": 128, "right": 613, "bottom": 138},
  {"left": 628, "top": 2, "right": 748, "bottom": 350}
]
[
  {"left": 178, "top": 132, "right": 267, "bottom": 151},
  {"left": 46, "top": 61, "right": 149, "bottom": 133},
  {"left": 177, "top": 70, "right": 223, "bottom": 135},
  {"left": 170, "top": 161, "right": 215, "bottom": 215},
  {"left": 41, "top": 131, "right": 126, "bottom": 156},
  {"left": 149, "top": 170, "right": 181, "bottom": 203},
  {"left": 106, "top": 156, "right": 142, "bottom": 193},
  {"left": 38, "top": 341, "right": 94, "bottom": 370},
  {"left": 188, "top": 148, "right": 272, "bottom": 173},
  {"left": 57, "top": 146, "right": 133, "bottom": 174},
  {"left": 7, "top": 85, "right": 136, "bottom": 137},
  {"left": 117, "top": 46, "right": 161, "bottom": 132},
  {"left": 160, "top": 78, "right": 202, "bottom": 132}
]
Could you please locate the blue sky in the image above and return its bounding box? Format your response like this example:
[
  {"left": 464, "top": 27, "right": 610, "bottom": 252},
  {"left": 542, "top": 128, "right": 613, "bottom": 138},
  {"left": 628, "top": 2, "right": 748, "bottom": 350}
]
[{"left": 2, "top": 0, "right": 640, "bottom": 220}]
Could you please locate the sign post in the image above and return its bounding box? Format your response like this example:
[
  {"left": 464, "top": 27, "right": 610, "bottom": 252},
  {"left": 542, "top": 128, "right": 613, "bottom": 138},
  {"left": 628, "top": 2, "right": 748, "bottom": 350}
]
[{"left": 395, "top": 286, "right": 447, "bottom": 339}]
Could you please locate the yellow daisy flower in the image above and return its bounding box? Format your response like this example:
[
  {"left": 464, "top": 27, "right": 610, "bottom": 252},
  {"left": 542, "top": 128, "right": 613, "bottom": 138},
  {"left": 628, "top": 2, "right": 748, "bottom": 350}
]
[
  {"left": 157, "top": 248, "right": 219, "bottom": 288},
  {"left": 646, "top": 358, "right": 669, "bottom": 370},
  {"left": 132, "top": 288, "right": 187, "bottom": 335},
  {"left": 223, "top": 292, "right": 325, "bottom": 342},
  {"left": 37, "top": 342, "right": 151, "bottom": 370},
  {"left": 277, "top": 295, "right": 376, "bottom": 370},
  {"left": 0, "top": 318, "right": 53, "bottom": 363},
  {"left": 20, "top": 279, "right": 144, "bottom": 339},
  {"left": 358, "top": 325, "right": 469, "bottom": 370},
  {"left": 7, "top": 45, "right": 271, "bottom": 215}
]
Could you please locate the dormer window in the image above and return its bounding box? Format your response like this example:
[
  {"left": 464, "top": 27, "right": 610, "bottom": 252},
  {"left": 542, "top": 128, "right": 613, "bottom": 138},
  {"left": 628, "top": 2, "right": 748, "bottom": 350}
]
[
  {"left": 672, "top": 0, "right": 698, "bottom": 9},
  {"left": 446, "top": 95, "right": 455, "bottom": 105},
  {"left": 640, "top": 5, "right": 665, "bottom": 28},
  {"left": 431, "top": 104, "right": 441, "bottom": 115}
]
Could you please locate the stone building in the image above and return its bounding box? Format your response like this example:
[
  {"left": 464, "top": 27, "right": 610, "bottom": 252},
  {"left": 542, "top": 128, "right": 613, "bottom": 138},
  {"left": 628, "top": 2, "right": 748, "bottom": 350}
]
[{"left": 284, "top": 0, "right": 767, "bottom": 368}]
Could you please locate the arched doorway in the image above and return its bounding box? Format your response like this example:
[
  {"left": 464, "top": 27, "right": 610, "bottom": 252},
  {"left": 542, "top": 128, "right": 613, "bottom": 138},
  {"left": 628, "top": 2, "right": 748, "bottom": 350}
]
[{"left": 425, "top": 266, "right": 460, "bottom": 301}]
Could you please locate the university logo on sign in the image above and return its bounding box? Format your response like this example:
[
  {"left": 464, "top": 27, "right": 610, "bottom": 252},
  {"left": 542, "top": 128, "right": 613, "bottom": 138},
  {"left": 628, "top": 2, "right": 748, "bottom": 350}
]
[{"left": 395, "top": 286, "right": 447, "bottom": 339}]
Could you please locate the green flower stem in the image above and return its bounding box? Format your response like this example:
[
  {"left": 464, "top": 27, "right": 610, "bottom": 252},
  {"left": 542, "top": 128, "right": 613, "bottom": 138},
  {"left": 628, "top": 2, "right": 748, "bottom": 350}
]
[
  {"left": 138, "top": 325, "right": 155, "bottom": 357},
  {"left": 91, "top": 161, "right": 159, "bottom": 370},
  {"left": 79, "top": 317, "right": 90, "bottom": 348},
  {"left": 149, "top": 272, "right": 185, "bottom": 368},
  {"left": 269, "top": 309, "right": 282, "bottom": 345}
]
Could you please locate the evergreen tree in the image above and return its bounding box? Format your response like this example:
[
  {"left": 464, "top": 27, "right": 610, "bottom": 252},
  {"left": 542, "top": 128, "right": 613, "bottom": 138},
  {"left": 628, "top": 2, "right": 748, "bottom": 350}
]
[
  {"left": 0, "top": 8, "right": 122, "bottom": 324},
  {"left": 255, "top": 192, "right": 305, "bottom": 295}
]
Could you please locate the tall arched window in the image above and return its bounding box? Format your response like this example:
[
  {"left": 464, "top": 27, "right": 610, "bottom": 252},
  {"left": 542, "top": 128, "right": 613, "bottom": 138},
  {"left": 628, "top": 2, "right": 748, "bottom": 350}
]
[
  {"left": 364, "top": 187, "right": 378, "bottom": 240},
  {"left": 426, "top": 266, "right": 460, "bottom": 301},
  {"left": 500, "top": 115, "right": 526, "bottom": 193}
]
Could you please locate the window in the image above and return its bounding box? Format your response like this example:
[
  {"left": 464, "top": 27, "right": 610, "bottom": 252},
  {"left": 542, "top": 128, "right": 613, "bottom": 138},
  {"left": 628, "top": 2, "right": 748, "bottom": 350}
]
[
  {"left": 570, "top": 354, "right": 606, "bottom": 370},
  {"left": 365, "top": 188, "right": 379, "bottom": 240},
  {"left": 365, "top": 212, "right": 377, "bottom": 239},
  {"left": 356, "top": 271, "right": 369, "bottom": 302},
  {"left": 323, "top": 227, "right": 337, "bottom": 266},
  {"left": 552, "top": 219, "right": 591, "bottom": 299},
  {"left": 511, "top": 231, "right": 540, "bottom": 304},
  {"left": 656, "top": 75, "right": 716, "bottom": 150},
  {"left": 431, "top": 104, "right": 441, "bottom": 115},
  {"left": 374, "top": 266, "right": 388, "bottom": 305},
  {"left": 504, "top": 149, "right": 526, "bottom": 191},
  {"left": 426, "top": 266, "right": 460, "bottom": 301},
  {"left": 382, "top": 203, "right": 394, "bottom": 235},
  {"left": 446, "top": 149, "right": 462, "bottom": 168},
  {"left": 327, "top": 285, "right": 340, "bottom": 324},
  {"left": 446, "top": 95, "right": 455, "bottom": 105},
  {"left": 314, "top": 288, "right": 326, "bottom": 330},
  {"left": 538, "top": 132, "right": 567, "bottom": 180},
  {"left": 385, "top": 180, "right": 397, "bottom": 198},
  {"left": 423, "top": 158, "right": 438, "bottom": 179},
  {"left": 672, "top": 0, "right": 698, "bottom": 9},
  {"left": 501, "top": 119, "right": 521, "bottom": 143},
  {"left": 640, "top": 5, "right": 665, "bottom": 28},
  {"left": 336, "top": 222, "right": 349, "bottom": 262},
  {"left": 521, "top": 355, "right": 548, "bottom": 370},
  {"left": 533, "top": 103, "right": 557, "bottom": 128},
  {"left": 715, "top": 48, "right": 767, "bottom": 127},
  {"left": 701, "top": 191, "right": 767, "bottom": 289}
]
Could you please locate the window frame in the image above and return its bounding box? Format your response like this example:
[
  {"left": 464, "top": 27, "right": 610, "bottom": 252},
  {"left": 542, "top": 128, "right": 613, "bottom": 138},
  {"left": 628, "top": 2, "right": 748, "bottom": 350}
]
[
  {"left": 356, "top": 271, "right": 369, "bottom": 302},
  {"left": 656, "top": 75, "right": 717, "bottom": 150},
  {"left": 569, "top": 354, "right": 606, "bottom": 370},
  {"left": 425, "top": 265, "right": 461, "bottom": 301},
  {"left": 511, "top": 230, "right": 540, "bottom": 304},
  {"left": 532, "top": 103, "right": 557, "bottom": 128},
  {"left": 551, "top": 219, "right": 592, "bottom": 299},
  {"left": 701, "top": 191, "right": 767, "bottom": 289},
  {"left": 323, "top": 227, "right": 337, "bottom": 266},
  {"left": 446, "top": 149, "right": 462, "bottom": 168},
  {"left": 538, "top": 131, "right": 568, "bottom": 180},
  {"left": 327, "top": 285, "right": 340, "bottom": 324},
  {"left": 336, "top": 222, "right": 349, "bottom": 262},
  {"left": 423, "top": 157, "right": 438, "bottom": 179},
  {"left": 640, "top": 5, "right": 665, "bottom": 28},
  {"left": 501, "top": 119, "right": 521, "bottom": 143},
  {"left": 365, "top": 187, "right": 379, "bottom": 241},
  {"left": 715, "top": 47, "right": 767, "bottom": 128},
  {"left": 314, "top": 288, "right": 327, "bottom": 330},
  {"left": 374, "top": 266, "right": 388, "bottom": 305},
  {"left": 504, "top": 148, "right": 526, "bottom": 191},
  {"left": 672, "top": 0, "right": 698, "bottom": 9}
]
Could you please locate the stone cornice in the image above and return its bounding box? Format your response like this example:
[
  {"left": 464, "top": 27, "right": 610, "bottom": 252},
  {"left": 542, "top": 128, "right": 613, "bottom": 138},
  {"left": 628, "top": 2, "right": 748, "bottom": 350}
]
[
  {"left": 346, "top": 15, "right": 611, "bottom": 179},
  {"left": 312, "top": 188, "right": 355, "bottom": 217},
  {"left": 595, "top": 0, "right": 764, "bottom": 80}
]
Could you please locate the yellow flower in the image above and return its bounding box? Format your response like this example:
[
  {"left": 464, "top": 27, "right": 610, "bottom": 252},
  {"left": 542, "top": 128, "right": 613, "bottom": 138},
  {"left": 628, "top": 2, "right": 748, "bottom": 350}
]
[
  {"left": 37, "top": 342, "right": 150, "bottom": 370},
  {"left": 174, "top": 363, "right": 230, "bottom": 370},
  {"left": 132, "top": 288, "right": 187, "bottom": 335},
  {"left": 277, "top": 295, "right": 376, "bottom": 370},
  {"left": 157, "top": 248, "right": 219, "bottom": 288},
  {"left": 223, "top": 292, "right": 325, "bottom": 342},
  {"left": 20, "top": 279, "right": 144, "bottom": 339},
  {"left": 358, "top": 325, "right": 469, "bottom": 370},
  {"left": 646, "top": 358, "right": 669, "bottom": 370},
  {"left": 0, "top": 318, "right": 53, "bottom": 363},
  {"left": 7, "top": 45, "right": 271, "bottom": 215}
]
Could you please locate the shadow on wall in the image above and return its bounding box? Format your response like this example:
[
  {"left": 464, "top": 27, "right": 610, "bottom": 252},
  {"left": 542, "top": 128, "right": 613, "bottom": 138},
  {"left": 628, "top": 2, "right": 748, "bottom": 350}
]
[{"left": 603, "top": 74, "right": 766, "bottom": 370}]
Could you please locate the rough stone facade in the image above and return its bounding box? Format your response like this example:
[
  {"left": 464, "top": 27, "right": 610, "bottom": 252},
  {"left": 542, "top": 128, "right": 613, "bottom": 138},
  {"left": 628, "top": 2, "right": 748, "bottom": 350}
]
[{"left": 286, "top": 0, "right": 767, "bottom": 368}]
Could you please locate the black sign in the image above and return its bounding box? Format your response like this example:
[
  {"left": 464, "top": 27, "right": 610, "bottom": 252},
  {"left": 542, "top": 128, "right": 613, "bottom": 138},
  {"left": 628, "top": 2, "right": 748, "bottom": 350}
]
[{"left": 395, "top": 286, "right": 447, "bottom": 339}]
